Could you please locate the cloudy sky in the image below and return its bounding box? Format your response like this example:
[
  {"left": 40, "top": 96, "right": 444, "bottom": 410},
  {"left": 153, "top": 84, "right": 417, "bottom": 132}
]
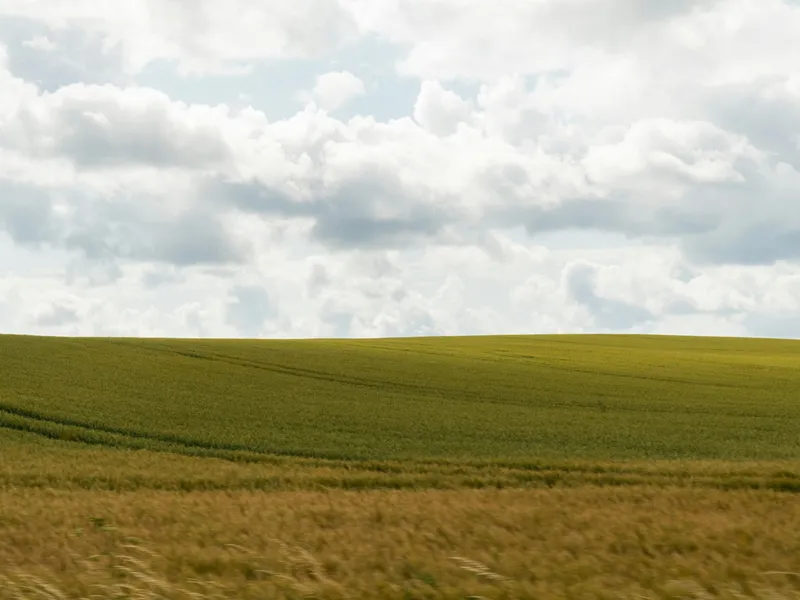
[{"left": 1, "top": 0, "right": 799, "bottom": 339}]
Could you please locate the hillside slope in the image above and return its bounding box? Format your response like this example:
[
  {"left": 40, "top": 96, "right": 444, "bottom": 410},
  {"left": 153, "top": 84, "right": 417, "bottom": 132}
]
[{"left": 1, "top": 334, "right": 798, "bottom": 461}]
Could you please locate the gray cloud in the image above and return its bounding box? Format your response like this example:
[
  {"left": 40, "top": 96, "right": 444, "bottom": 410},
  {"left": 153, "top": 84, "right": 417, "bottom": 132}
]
[
  {"left": 677, "top": 167, "right": 800, "bottom": 266},
  {"left": 684, "top": 222, "right": 800, "bottom": 266},
  {"left": 1, "top": 17, "right": 129, "bottom": 91},
  {"left": 0, "top": 183, "right": 58, "bottom": 246},
  {"left": 510, "top": 192, "right": 800, "bottom": 267},
  {"left": 204, "top": 141, "right": 799, "bottom": 264},
  {"left": 479, "top": 141, "right": 799, "bottom": 267},
  {"left": 34, "top": 304, "right": 79, "bottom": 327},
  {"left": 497, "top": 197, "right": 718, "bottom": 239},
  {"left": 141, "top": 265, "right": 185, "bottom": 289},
  {"left": 310, "top": 179, "right": 447, "bottom": 250},
  {"left": 64, "top": 201, "right": 246, "bottom": 265},
  {"left": 562, "top": 262, "right": 653, "bottom": 330},
  {"left": 704, "top": 77, "right": 800, "bottom": 171},
  {"left": 306, "top": 263, "right": 330, "bottom": 298},
  {"left": 20, "top": 87, "right": 230, "bottom": 169},
  {"left": 0, "top": 182, "right": 247, "bottom": 266},
  {"left": 207, "top": 167, "right": 456, "bottom": 250}
]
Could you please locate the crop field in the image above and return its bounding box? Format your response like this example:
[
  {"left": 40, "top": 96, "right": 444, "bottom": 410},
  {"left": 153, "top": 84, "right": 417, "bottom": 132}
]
[
  {"left": 1, "top": 333, "right": 800, "bottom": 598},
  {"left": 2, "top": 333, "right": 800, "bottom": 462}
]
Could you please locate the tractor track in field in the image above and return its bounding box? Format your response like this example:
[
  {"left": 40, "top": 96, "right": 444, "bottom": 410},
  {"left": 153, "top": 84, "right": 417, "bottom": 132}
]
[
  {"left": 103, "top": 339, "right": 491, "bottom": 402},
  {"left": 0, "top": 406, "right": 800, "bottom": 493},
  {"left": 96, "top": 340, "right": 784, "bottom": 418},
  {"left": 0, "top": 402, "right": 346, "bottom": 464},
  {"left": 2, "top": 403, "right": 800, "bottom": 494}
]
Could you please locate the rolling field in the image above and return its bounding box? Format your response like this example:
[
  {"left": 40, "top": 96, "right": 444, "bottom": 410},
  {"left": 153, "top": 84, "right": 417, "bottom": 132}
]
[
  {"left": 2, "top": 333, "right": 800, "bottom": 462},
  {"left": 2, "top": 333, "right": 800, "bottom": 598}
]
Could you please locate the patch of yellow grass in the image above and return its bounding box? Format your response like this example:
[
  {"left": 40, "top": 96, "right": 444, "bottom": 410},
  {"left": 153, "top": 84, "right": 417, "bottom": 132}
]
[{"left": 2, "top": 486, "right": 800, "bottom": 598}]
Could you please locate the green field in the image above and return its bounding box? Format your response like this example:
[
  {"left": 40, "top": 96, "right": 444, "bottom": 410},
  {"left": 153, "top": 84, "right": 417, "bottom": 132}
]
[
  {"left": 1, "top": 333, "right": 799, "bottom": 462},
  {"left": 2, "top": 333, "right": 800, "bottom": 599}
]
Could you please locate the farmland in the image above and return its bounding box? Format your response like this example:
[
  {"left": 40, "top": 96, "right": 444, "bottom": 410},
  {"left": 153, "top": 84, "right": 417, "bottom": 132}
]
[
  {"left": 1, "top": 333, "right": 800, "bottom": 598},
  {"left": 2, "top": 333, "right": 800, "bottom": 462}
]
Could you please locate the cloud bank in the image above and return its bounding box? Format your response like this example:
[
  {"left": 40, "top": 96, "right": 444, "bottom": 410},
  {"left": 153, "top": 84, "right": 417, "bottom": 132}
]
[{"left": 1, "top": 0, "right": 799, "bottom": 338}]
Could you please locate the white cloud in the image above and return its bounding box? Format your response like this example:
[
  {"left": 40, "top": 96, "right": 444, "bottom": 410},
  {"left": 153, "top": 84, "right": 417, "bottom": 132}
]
[
  {"left": 413, "top": 80, "right": 474, "bottom": 136},
  {"left": 0, "top": 0, "right": 798, "bottom": 339},
  {"left": 343, "top": 0, "right": 800, "bottom": 86},
  {"left": 7, "top": 83, "right": 233, "bottom": 169},
  {"left": 309, "top": 70, "right": 365, "bottom": 111},
  {"left": 0, "top": 0, "right": 359, "bottom": 74},
  {"left": 22, "top": 35, "right": 56, "bottom": 51}
]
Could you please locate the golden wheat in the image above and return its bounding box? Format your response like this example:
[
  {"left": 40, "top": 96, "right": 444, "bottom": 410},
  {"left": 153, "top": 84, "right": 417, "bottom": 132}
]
[{"left": 2, "top": 486, "right": 800, "bottom": 599}]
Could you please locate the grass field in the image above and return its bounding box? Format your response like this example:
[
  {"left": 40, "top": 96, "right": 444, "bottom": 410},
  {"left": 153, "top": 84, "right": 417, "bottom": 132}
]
[
  {"left": 2, "top": 333, "right": 800, "bottom": 598},
  {"left": 2, "top": 334, "right": 800, "bottom": 462}
]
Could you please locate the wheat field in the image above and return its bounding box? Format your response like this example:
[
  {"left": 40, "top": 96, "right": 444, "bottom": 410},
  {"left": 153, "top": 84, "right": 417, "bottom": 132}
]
[
  {"left": 1, "top": 333, "right": 799, "bottom": 598},
  {"left": 2, "top": 485, "right": 800, "bottom": 599}
]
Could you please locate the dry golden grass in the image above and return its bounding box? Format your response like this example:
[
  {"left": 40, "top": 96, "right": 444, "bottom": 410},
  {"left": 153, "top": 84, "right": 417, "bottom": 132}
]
[
  {"left": 2, "top": 486, "right": 800, "bottom": 599},
  {"left": 2, "top": 430, "right": 800, "bottom": 598}
]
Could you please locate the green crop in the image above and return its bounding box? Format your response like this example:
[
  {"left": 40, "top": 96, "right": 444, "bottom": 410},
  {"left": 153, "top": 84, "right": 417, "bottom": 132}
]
[{"left": 1, "top": 333, "right": 799, "bottom": 462}]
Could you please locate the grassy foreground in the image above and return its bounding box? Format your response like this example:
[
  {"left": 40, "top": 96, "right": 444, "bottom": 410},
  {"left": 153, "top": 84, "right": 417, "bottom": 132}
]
[
  {"left": 3, "top": 484, "right": 800, "bottom": 599},
  {"left": 1, "top": 334, "right": 800, "bottom": 598}
]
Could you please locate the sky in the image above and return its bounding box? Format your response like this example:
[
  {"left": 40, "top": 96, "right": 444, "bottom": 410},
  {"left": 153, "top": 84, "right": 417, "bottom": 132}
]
[{"left": 0, "top": 0, "right": 799, "bottom": 339}]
